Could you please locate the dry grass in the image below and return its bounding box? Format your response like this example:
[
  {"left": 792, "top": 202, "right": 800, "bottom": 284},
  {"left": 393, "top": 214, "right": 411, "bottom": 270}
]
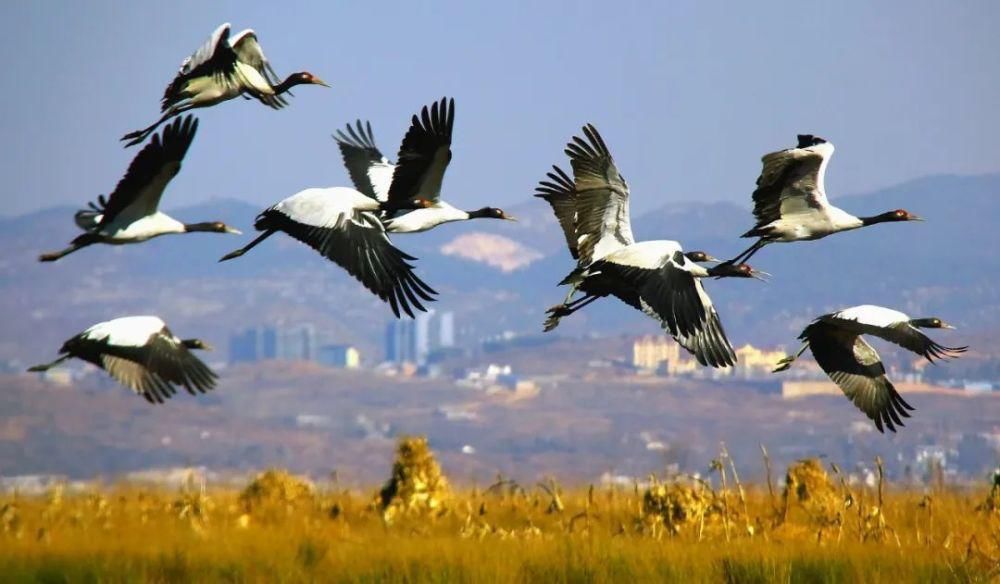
[{"left": 0, "top": 447, "right": 998, "bottom": 582}]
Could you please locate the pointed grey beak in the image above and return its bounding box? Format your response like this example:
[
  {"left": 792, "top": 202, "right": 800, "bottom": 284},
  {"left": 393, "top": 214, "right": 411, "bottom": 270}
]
[
  {"left": 750, "top": 269, "right": 771, "bottom": 282},
  {"left": 909, "top": 215, "right": 925, "bottom": 222},
  {"left": 503, "top": 215, "right": 518, "bottom": 222},
  {"left": 941, "top": 323, "right": 956, "bottom": 330},
  {"left": 312, "top": 77, "right": 331, "bottom": 88},
  {"left": 225, "top": 227, "right": 243, "bottom": 235}
]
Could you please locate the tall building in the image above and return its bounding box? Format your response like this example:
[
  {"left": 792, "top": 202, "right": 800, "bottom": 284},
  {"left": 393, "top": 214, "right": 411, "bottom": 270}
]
[
  {"left": 230, "top": 324, "right": 328, "bottom": 363},
  {"left": 384, "top": 310, "right": 456, "bottom": 365},
  {"left": 439, "top": 312, "right": 455, "bottom": 348}
]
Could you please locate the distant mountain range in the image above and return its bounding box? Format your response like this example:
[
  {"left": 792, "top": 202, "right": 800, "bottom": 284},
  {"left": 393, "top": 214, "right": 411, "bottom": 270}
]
[{"left": 1, "top": 173, "right": 997, "bottom": 365}]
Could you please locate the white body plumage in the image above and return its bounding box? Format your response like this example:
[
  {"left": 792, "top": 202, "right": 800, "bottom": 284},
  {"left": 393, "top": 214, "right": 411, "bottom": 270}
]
[
  {"left": 272, "top": 187, "right": 381, "bottom": 226},
  {"left": 383, "top": 201, "right": 469, "bottom": 233}
]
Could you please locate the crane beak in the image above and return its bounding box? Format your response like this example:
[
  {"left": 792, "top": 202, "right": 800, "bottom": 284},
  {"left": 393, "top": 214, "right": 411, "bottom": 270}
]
[
  {"left": 225, "top": 226, "right": 243, "bottom": 235},
  {"left": 503, "top": 214, "right": 518, "bottom": 222},
  {"left": 312, "top": 77, "right": 331, "bottom": 88},
  {"left": 702, "top": 254, "right": 721, "bottom": 263},
  {"left": 909, "top": 214, "right": 925, "bottom": 222},
  {"left": 750, "top": 268, "right": 771, "bottom": 282},
  {"left": 941, "top": 322, "right": 956, "bottom": 330}
]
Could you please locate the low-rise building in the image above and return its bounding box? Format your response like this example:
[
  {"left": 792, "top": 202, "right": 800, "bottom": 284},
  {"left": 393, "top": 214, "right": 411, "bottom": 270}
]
[{"left": 318, "top": 344, "right": 360, "bottom": 369}]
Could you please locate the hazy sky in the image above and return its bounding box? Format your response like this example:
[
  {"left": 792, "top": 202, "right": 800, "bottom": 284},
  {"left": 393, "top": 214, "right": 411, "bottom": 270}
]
[{"left": 3, "top": 1, "right": 998, "bottom": 217}]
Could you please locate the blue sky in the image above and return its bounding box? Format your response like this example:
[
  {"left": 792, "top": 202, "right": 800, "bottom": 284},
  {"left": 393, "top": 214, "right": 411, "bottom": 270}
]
[{"left": 3, "top": 1, "right": 998, "bottom": 217}]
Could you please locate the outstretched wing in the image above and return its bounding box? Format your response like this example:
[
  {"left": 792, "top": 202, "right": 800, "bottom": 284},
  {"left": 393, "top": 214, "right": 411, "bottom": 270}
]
[
  {"left": 534, "top": 165, "right": 579, "bottom": 260},
  {"left": 100, "top": 331, "right": 216, "bottom": 404},
  {"left": 387, "top": 97, "right": 454, "bottom": 206},
  {"left": 565, "top": 124, "right": 634, "bottom": 265},
  {"left": 870, "top": 323, "right": 968, "bottom": 364},
  {"left": 590, "top": 252, "right": 736, "bottom": 368},
  {"left": 230, "top": 29, "right": 288, "bottom": 108},
  {"left": 97, "top": 116, "right": 199, "bottom": 227},
  {"left": 333, "top": 120, "right": 395, "bottom": 202},
  {"left": 162, "top": 23, "right": 239, "bottom": 112},
  {"left": 749, "top": 144, "right": 830, "bottom": 229},
  {"left": 259, "top": 207, "right": 437, "bottom": 318},
  {"left": 803, "top": 321, "right": 914, "bottom": 433}
]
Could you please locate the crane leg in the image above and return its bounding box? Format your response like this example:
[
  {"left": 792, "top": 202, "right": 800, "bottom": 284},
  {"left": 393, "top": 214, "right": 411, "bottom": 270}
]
[
  {"left": 38, "top": 238, "right": 96, "bottom": 263},
  {"left": 219, "top": 230, "right": 276, "bottom": 262},
  {"left": 120, "top": 103, "right": 193, "bottom": 147},
  {"left": 543, "top": 294, "right": 599, "bottom": 332},
  {"left": 27, "top": 354, "right": 70, "bottom": 372},
  {"left": 773, "top": 343, "right": 809, "bottom": 373},
  {"left": 725, "top": 239, "right": 767, "bottom": 266}
]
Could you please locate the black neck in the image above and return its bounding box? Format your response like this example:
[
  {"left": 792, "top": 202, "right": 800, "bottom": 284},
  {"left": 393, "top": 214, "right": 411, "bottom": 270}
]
[
  {"left": 466, "top": 208, "right": 489, "bottom": 219},
  {"left": 184, "top": 222, "right": 217, "bottom": 233},
  {"left": 273, "top": 75, "right": 301, "bottom": 96},
  {"left": 860, "top": 212, "right": 896, "bottom": 226}
]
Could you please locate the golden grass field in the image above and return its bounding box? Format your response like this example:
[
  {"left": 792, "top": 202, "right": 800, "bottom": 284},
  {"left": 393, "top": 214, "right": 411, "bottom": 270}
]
[{"left": 1, "top": 439, "right": 998, "bottom": 583}]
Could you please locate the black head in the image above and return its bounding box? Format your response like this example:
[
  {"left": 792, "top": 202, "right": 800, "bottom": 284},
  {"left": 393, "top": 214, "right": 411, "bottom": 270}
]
[
  {"left": 887, "top": 208, "right": 922, "bottom": 222},
  {"left": 909, "top": 317, "right": 955, "bottom": 330},
  {"left": 684, "top": 250, "right": 719, "bottom": 263},
  {"left": 182, "top": 339, "right": 214, "bottom": 351},
  {"left": 470, "top": 207, "right": 516, "bottom": 221},
  {"left": 796, "top": 134, "right": 828, "bottom": 148},
  {"left": 707, "top": 262, "right": 769, "bottom": 281},
  {"left": 863, "top": 209, "right": 923, "bottom": 225},
  {"left": 185, "top": 221, "right": 241, "bottom": 234},
  {"left": 287, "top": 71, "right": 330, "bottom": 88}
]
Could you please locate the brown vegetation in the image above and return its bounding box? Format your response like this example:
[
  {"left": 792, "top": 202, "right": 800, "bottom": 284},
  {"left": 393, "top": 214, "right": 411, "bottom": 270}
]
[{"left": 0, "top": 438, "right": 998, "bottom": 582}]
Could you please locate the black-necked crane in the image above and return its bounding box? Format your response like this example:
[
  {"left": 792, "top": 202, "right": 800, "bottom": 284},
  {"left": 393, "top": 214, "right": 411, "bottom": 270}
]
[
  {"left": 28, "top": 316, "right": 217, "bottom": 404},
  {"left": 39, "top": 116, "right": 240, "bottom": 263},
  {"left": 218, "top": 187, "right": 436, "bottom": 318},
  {"left": 121, "top": 23, "right": 328, "bottom": 147},
  {"left": 727, "top": 134, "right": 922, "bottom": 264},
  {"left": 773, "top": 304, "right": 967, "bottom": 432},
  {"left": 333, "top": 97, "right": 516, "bottom": 233},
  {"left": 539, "top": 124, "right": 766, "bottom": 368}
]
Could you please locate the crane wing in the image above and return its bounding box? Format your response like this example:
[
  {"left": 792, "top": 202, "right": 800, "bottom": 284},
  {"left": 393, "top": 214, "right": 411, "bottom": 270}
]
[
  {"left": 231, "top": 29, "right": 288, "bottom": 108},
  {"left": 258, "top": 208, "right": 437, "bottom": 318},
  {"left": 333, "top": 120, "right": 394, "bottom": 202},
  {"left": 100, "top": 330, "right": 216, "bottom": 404},
  {"left": 96, "top": 116, "right": 198, "bottom": 228},
  {"left": 802, "top": 321, "right": 914, "bottom": 433},
  {"left": 162, "top": 23, "right": 239, "bottom": 112},
  {"left": 749, "top": 147, "right": 829, "bottom": 228},
  {"left": 565, "top": 124, "right": 634, "bottom": 266},
  {"left": 534, "top": 165, "right": 580, "bottom": 260},
  {"left": 387, "top": 97, "right": 454, "bottom": 206},
  {"left": 868, "top": 323, "right": 968, "bottom": 363},
  {"left": 590, "top": 252, "right": 736, "bottom": 368}
]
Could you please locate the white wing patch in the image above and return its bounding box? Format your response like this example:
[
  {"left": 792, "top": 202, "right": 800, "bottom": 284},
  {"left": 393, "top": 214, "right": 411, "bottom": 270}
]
[
  {"left": 833, "top": 305, "right": 910, "bottom": 328},
  {"left": 604, "top": 240, "right": 682, "bottom": 269},
  {"left": 180, "top": 23, "right": 231, "bottom": 75},
  {"left": 368, "top": 161, "right": 396, "bottom": 202},
  {"left": 83, "top": 316, "right": 166, "bottom": 347}
]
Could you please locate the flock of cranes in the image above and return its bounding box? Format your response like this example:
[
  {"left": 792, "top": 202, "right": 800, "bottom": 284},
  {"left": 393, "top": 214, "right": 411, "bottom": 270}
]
[{"left": 30, "top": 23, "right": 967, "bottom": 432}]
